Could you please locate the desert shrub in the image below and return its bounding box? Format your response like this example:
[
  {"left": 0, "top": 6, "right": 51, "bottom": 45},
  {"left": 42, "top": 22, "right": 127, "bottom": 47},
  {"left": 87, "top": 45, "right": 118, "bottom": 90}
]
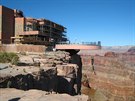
[{"left": 0, "top": 52, "right": 19, "bottom": 65}]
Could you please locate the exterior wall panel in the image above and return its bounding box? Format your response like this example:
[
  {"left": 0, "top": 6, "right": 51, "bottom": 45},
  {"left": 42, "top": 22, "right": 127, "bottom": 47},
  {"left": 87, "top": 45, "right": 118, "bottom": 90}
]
[
  {"left": 15, "top": 18, "right": 25, "bottom": 36},
  {"left": 0, "top": 6, "right": 2, "bottom": 44},
  {"left": 1, "top": 6, "right": 14, "bottom": 44}
]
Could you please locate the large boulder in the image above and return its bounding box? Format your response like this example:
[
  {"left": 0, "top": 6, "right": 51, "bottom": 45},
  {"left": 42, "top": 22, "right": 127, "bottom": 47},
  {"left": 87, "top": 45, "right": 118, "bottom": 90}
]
[{"left": 56, "top": 64, "right": 78, "bottom": 95}]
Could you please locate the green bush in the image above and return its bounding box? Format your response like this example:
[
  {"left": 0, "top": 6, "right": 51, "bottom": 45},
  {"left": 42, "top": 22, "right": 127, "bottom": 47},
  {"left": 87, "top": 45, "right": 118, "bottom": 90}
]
[{"left": 0, "top": 52, "right": 19, "bottom": 65}]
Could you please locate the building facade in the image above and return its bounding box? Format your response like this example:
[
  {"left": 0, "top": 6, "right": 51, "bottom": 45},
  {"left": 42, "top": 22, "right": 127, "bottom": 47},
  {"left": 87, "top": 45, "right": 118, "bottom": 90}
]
[
  {"left": 0, "top": 6, "right": 14, "bottom": 44},
  {"left": 0, "top": 5, "right": 67, "bottom": 45}
]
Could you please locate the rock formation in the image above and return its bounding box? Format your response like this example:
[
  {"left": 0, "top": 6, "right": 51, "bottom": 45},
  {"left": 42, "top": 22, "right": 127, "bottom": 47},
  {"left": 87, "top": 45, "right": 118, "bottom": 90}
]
[
  {"left": 104, "top": 51, "right": 117, "bottom": 57},
  {"left": 126, "top": 46, "right": 135, "bottom": 55},
  {"left": 0, "top": 88, "right": 88, "bottom": 101},
  {"left": 81, "top": 51, "right": 135, "bottom": 101},
  {"left": 0, "top": 51, "right": 82, "bottom": 100},
  {"left": 1, "top": 46, "right": 134, "bottom": 101},
  {"left": 0, "top": 66, "right": 57, "bottom": 92}
]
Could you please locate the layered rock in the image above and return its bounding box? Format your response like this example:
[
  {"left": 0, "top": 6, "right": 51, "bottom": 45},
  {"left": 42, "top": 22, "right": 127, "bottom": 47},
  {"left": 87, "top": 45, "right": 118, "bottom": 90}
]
[
  {"left": 0, "top": 66, "right": 57, "bottom": 92},
  {"left": 0, "top": 51, "right": 81, "bottom": 95},
  {"left": 79, "top": 45, "right": 134, "bottom": 56},
  {"left": 81, "top": 52, "right": 135, "bottom": 101}
]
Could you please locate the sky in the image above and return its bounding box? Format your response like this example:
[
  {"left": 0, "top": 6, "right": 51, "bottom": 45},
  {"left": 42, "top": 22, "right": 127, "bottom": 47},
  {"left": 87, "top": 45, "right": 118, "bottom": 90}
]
[{"left": 0, "top": 0, "right": 135, "bottom": 46}]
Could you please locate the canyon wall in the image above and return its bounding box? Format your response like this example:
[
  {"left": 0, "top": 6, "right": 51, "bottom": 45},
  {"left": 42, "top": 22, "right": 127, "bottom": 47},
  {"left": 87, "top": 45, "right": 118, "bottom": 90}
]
[{"left": 81, "top": 53, "right": 135, "bottom": 101}]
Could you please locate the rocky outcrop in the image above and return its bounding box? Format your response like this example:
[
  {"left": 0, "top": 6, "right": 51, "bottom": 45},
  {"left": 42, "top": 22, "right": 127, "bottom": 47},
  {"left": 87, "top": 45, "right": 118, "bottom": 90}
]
[
  {"left": 0, "top": 51, "right": 81, "bottom": 95},
  {"left": 0, "top": 66, "right": 57, "bottom": 92},
  {"left": 0, "top": 88, "right": 88, "bottom": 101},
  {"left": 69, "top": 53, "right": 82, "bottom": 95},
  {"left": 57, "top": 64, "right": 78, "bottom": 95},
  {"left": 81, "top": 53, "right": 135, "bottom": 101},
  {"left": 104, "top": 51, "right": 117, "bottom": 57}
]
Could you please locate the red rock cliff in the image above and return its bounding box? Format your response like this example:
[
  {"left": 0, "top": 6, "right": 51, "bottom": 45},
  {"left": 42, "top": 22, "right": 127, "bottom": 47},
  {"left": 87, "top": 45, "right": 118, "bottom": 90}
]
[{"left": 81, "top": 53, "right": 135, "bottom": 101}]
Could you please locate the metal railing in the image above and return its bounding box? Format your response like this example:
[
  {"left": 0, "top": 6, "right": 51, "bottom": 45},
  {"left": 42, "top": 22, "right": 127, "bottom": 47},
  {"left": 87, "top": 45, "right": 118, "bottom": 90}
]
[
  {"left": 57, "top": 41, "right": 101, "bottom": 46},
  {"left": 82, "top": 41, "right": 101, "bottom": 46}
]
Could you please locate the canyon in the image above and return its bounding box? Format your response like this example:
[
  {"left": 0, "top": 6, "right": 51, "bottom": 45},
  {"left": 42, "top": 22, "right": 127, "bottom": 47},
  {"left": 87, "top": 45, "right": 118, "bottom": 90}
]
[
  {"left": 0, "top": 46, "right": 135, "bottom": 101},
  {"left": 80, "top": 46, "right": 135, "bottom": 101}
]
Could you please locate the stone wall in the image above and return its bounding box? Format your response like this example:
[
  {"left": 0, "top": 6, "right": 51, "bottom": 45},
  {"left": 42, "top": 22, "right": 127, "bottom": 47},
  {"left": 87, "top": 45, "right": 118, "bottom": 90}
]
[
  {"left": 0, "top": 44, "right": 46, "bottom": 53},
  {"left": 81, "top": 53, "right": 135, "bottom": 101}
]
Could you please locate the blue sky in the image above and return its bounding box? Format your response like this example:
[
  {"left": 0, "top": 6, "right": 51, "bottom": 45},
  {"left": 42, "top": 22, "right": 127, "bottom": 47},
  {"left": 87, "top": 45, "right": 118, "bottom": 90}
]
[{"left": 0, "top": 0, "right": 135, "bottom": 46}]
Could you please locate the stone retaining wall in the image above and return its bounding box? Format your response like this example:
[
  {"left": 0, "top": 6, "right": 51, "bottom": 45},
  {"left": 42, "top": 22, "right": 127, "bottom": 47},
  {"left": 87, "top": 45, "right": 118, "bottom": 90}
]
[{"left": 0, "top": 44, "right": 46, "bottom": 53}]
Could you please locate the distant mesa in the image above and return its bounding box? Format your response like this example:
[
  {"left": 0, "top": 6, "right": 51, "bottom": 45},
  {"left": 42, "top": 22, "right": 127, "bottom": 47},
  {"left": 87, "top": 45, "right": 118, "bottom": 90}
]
[
  {"left": 126, "top": 46, "right": 135, "bottom": 55},
  {"left": 127, "top": 46, "right": 135, "bottom": 52}
]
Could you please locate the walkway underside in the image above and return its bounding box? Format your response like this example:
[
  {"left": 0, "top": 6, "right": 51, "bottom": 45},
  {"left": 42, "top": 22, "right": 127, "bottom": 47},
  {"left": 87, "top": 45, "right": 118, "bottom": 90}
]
[
  {"left": 55, "top": 44, "right": 101, "bottom": 55},
  {"left": 55, "top": 44, "right": 101, "bottom": 50}
]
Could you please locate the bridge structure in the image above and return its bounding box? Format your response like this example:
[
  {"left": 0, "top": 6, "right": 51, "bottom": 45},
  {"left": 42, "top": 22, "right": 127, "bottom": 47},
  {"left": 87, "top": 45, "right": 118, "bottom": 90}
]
[
  {"left": 55, "top": 44, "right": 101, "bottom": 54},
  {"left": 55, "top": 44, "right": 101, "bottom": 50}
]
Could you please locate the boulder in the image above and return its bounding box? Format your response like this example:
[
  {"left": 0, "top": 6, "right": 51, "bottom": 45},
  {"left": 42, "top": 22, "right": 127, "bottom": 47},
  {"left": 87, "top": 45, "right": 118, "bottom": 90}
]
[
  {"left": 57, "top": 64, "right": 78, "bottom": 77},
  {"left": 17, "top": 56, "right": 34, "bottom": 66},
  {"left": 57, "top": 64, "right": 78, "bottom": 95}
]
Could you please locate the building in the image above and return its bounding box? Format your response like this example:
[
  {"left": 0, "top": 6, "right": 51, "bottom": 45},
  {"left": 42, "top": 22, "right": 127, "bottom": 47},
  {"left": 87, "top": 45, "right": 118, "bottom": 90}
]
[
  {"left": 0, "top": 5, "right": 67, "bottom": 45},
  {"left": 0, "top": 6, "right": 14, "bottom": 44}
]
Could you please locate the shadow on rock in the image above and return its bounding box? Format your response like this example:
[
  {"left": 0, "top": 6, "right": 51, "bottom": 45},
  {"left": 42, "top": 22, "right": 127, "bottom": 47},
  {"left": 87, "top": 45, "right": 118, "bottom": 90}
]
[{"left": 8, "top": 97, "right": 20, "bottom": 101}]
